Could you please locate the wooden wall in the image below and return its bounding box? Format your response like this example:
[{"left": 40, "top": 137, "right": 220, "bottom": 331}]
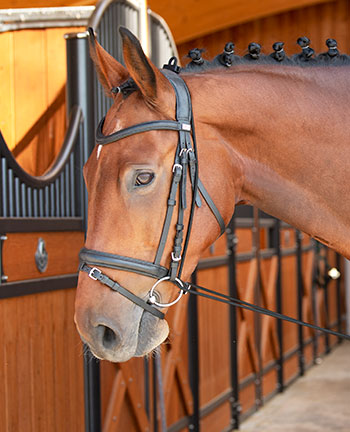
[
  {"left": 177, "top": 0, "right": 350, "bottom": 63},
  {"left": 0, "top": 230, "right": 85, "bottom": 431},
  {"left": 0, "top": 26, "right": 83, "bottom": 176}
]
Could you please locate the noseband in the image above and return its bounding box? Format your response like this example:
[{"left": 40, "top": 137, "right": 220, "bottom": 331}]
[{"left": 79, "top": 61, "right": 225, "bottom": 320}]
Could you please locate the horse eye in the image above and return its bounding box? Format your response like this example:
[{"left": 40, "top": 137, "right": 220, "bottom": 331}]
[{"left": 135, "top": 172, "right": 155, "bottom": 187}]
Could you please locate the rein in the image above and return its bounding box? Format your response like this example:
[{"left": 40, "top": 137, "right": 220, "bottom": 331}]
[{"left": 79, "top": 59, "right": 350, "bottom": 342}]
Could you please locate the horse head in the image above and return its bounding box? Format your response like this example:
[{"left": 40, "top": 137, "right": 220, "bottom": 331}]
[{"left": 74, "top": 27, "right": 237, "bottom": 362}]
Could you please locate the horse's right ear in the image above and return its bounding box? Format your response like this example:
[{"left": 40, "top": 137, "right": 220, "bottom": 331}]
[{"left": 88, "top": 28, "right": 129, "bottom": 97}]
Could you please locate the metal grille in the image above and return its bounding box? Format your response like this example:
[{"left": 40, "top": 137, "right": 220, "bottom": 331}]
[
  {"left": 91, "top": 1, "right": 140, "bottom": 122},
  {"left": 0, "top": 107, "right": 83, "bottom": 219},
  {"left": 148, "top": 10, "right": 179, "bottom": 68}
]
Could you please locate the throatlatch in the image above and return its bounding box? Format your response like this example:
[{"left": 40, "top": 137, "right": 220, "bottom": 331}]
[{"left": 79, "top": 59, "right": 226, "bottom": 319}]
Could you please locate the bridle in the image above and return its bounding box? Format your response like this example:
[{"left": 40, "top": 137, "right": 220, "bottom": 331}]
[
  {"left": 79, "top": 60, "right": 226, "bottom": 320},
  {"left": 79, "top": 58, "right": 350, "bottom": 342}
]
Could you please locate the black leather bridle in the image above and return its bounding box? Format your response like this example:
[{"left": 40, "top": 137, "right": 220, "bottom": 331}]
[{"left": 79, "top": 62, "right": 226, "bottom": 320}]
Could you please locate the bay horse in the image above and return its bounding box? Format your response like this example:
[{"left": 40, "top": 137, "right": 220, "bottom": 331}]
[{"left": 75, "top": 28, "right": 350, "bottom": 362}]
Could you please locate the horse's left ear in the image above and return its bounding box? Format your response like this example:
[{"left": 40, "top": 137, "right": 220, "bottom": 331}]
[{"left": 119, "top": 27, "right": 174, "bottom": 113}]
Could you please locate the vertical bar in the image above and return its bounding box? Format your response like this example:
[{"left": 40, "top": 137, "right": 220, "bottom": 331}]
[
  {"left": 83, "top": 347, "right": 101, "bottom": 432},
  {"left": 345, "top": 259, "right": 350, "bottom": 335},
  {"left": 55, "top": 178, "right": 60, "bottom": 217},
  {"left": 33, "top": 189, "right": 38, "bottom": 218},
  {"left": 60, "top": 173, "right": 65, "bottom": 217},
  {"left": 50, "top": 183, "right": 55, "bottom": 217},
  {"left": 2, "top": 158, "right": 8, "bottom": 217},
  {"left": 336, "top": 254, "right": 342, "bottom": 342},
  {"left": 27, "top": 187, "right": 33, "bottom": 217},
  {"left": 39, "top": 188, "right": 44, "bottom": 217},
  {"left": 188, "top": 270, "right": 200, "bottom": 432},
  {"left": 144, "top": 357, "right": 150, "bottom": 420},
  {"left": 45, "top": 186, "right": 50, "bottom": 217},
  {"left": 21, "top": 183, "right": 27, "bottom": 217},
  {"left": 8, "top": 168, "right": 14, "bottom": 217},
  {"left": 152, "top": 356, "right": 158, "bottom": 432},
  {"left": 323, "top": 247, "right": 330, "bottom": 354},
  {"left": 70, "top": 153, "right": 76, "bottom": 217},
  {"left": 273, "top": 219, "right": 284, "bottom": 392},
  {"left": 312, "top": 243, "right": 320, "bottom": 362},
  {"left": 66, "top": 32, "right": 99, "bottom": 432},
  {"left": 65, "top": 163, "right": 71, "bottom": 217},
  {"left": 296, "top": 230, "right": 305, "bottom": 375},
  {"left": 226, "top": 217, "right": 240, "bottom": 429},
  {"left": 15, "top": 177, "right": 20, "bottom": 216},
  {"left": 253, "top": 208, "right": 263, "bottom": 408}
]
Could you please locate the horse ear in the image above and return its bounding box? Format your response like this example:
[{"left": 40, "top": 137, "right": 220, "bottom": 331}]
[
  {"left": 88, "top": 28, "right": 129, "bottom": 97},
  {"left": 119, "top": 27, "right": 173, "bottom": 112}
]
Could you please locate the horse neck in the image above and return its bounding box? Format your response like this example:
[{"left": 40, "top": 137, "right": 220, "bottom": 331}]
[{"left": 187, "top": 66, "right": 350, "bottom": 257}]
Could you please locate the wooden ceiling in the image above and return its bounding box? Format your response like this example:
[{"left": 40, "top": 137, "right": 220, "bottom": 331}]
[{"left": 0, "top": 0, "right": 334, "bottom": 43}]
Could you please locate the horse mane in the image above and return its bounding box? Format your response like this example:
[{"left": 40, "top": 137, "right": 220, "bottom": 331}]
[
  {"left": 113, "top": 37, "right": 350, "bottom": 99},
  {"left": 181, "top": 37, "right": 350, "bottom": 73}
]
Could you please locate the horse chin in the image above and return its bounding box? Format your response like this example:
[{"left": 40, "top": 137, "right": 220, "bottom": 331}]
[{"left": 135, "top": 311, "right": 169, "bottom": 357}]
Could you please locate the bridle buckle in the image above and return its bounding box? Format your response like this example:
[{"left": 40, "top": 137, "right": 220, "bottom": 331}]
[
  {"left": 89, "top": 267, "right": 102, "bottom": 281},
  {"left": 171, "top": 252, "right": 181, "bottom": 262}
]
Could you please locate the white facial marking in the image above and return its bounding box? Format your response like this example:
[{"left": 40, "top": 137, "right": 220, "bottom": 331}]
[{"left": 96, "top": 145, "right": 102, "bottom": 160}]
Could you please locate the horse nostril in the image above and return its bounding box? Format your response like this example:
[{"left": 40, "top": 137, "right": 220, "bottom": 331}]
[{"left": 97, "top": 325, "right": 119, "bottom": 350}]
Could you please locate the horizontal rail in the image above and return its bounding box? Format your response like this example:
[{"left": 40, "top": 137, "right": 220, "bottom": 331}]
[
  {"left": 0, "top": 217, "right": 84, "bottom": 232},
  {"left": 0, "top": 273, "right": 78, "bottom": 298},
  {"left": 197, "top": 243, "right": 315, "bottom": 270},
  {"left": 0, "top": 7, "right": 94, "bottom": 32}
]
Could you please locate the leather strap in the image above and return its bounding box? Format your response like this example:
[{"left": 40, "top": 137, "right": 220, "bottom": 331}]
[
  {"left": 96, "top": 118, "right": 190, "bottom": 145},
  {"left": 198, "top": 179, "right": 226, "bottom": 235},
  {"left": 80, "top": 263, "right": 165, "bottom": 319},
  {"left": 79, "top": 248, "right": 168, "bottom": 279}
]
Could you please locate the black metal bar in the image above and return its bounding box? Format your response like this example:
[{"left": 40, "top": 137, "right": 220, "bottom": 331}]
[
  {"left": 188, "top": 269, "right": 200, "bottom": 432},
  {"left": 273, "top": 218, "right": 284, "bottom": 392},
  {"left": 65, "top": 30, "right": 100, "bottom": 432},
  {"left": 1, "top": 157, "right": 8, "bottom": 217},
  {"left": 15, "top": 177, "right": 20, "bottom": 216},
  {"left": 83, "top": 347, "right": 101, "bottom": 432},
  {"left": 33, "top": 188, "right": 38, "bottom": 218},
  {"left": 0, "top": 273, "right": 78, "bottom": 298},
  {"left": 323, "top": 247, "right": 330, "bottom": 354},
  {"left": 226, "top": 217, "right": 240, "bottom": 429},
  {"left": 336, "top": 254, "right": 343, "bottom": 343},
  {"left": 296, "top": 230, "right": 305, "bottom": 375},
  {"left": 144, "top": 357, "right": 150, "bottom": 419},
  {"left": 311, "top": 243, "right": 320, "bottom": 362},
  {"left": 253, "top": 208, "right": 263, "bottom": 408},
  {"left": 152, "top": 356, "right": 158, "bottom": 432},
  {"left": 8, "top": 168, "right": 14, "bottom": 217}
]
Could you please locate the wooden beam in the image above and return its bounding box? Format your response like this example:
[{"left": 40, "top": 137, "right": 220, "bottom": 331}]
[{"left": 148, "top": 0, "right": 336, "bottom": 43}]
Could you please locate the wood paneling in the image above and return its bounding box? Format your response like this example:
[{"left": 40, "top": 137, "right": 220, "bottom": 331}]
[
  {"left": 0, "top": 26, "right": 83, "bottom": 176},
  {"left": 0, "top": 289, "right": 84, "bottom": 432},
  {"left": 178, "top": 0, "right": 350, "bottom": 62},
  {"left": 2, "top": 231, "right": 84, "bottom": 281},
  {"left": 148, "top": 0, "right": 336, "bottom": 43}
]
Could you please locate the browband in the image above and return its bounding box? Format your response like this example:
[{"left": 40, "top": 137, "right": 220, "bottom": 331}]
[{"left": 96, "top": 117, "right": 191, "bottom": 145}]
